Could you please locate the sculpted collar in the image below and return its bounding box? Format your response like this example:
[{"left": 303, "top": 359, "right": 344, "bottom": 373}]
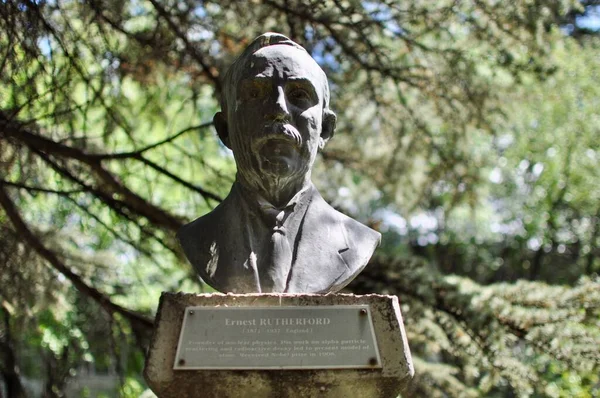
[{"left": 236, "top": 181, "right": 312, "bottom": 226}]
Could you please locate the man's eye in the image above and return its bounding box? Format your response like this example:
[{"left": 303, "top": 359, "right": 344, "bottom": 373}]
[{"left": 289, "top": 88, "right": 310, "bottom": 101}]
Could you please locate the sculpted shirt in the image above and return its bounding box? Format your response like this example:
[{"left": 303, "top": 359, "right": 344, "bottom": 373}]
[{"left": 237, "top": 182, "right": 311, "bottom": 292}]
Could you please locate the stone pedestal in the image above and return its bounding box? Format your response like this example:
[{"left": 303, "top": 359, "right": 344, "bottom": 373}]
[{"left": 144, "top": 293, "right": 413, "bottom": 398}]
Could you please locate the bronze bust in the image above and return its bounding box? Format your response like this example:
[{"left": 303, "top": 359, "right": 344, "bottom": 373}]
[{"left": 178, "top": 33, "right": 380, "bottom": 293}]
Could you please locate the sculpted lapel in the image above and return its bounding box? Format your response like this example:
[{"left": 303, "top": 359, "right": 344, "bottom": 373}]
[
  {"left": 287, "top": 189, "right": 381, "bottom": 292},
  {"left": 286, "top": 190, "right": 353, "bottom": 293}
]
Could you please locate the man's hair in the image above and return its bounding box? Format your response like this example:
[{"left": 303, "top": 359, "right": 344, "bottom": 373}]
[{"left": 220, "top": 32, "right": 330, "bottom": 115}]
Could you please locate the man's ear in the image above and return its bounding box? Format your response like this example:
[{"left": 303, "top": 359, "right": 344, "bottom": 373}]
[
  {"left": 213, "top": 111, "right": 231, "bottom": 149},
  {"left": 319, "top": 109, "right": 337, "bottom": 150}
]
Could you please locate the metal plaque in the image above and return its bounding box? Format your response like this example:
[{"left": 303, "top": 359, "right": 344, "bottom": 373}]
[{"left": 173, "top": 305, "right": 381, "bottom": 370}]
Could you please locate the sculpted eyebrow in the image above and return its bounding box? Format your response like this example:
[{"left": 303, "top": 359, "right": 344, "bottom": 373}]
[
  {"left": 240, "top": 77, "right": 316, "bottom": 88},
  {"left": 238, "top": 77, "right": 318, "bottom": 100},
  {"left": 239, "top": 77, "right": 270, "bottom": 87},
  {"left": 285, "top": 78, "right": 318, "bottom": 97},
  {"left": 285, "top": 77, "right": 316, "bottom": 87}
]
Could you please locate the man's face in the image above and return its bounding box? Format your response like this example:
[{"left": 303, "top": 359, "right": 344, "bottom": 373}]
[{"left": 226, "top": 45, "right": 327, "bottom": 186}]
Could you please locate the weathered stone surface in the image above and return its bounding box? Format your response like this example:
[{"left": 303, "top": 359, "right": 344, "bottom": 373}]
[{"left": 144, "top": 293, "right": 413, "bottom": 398}]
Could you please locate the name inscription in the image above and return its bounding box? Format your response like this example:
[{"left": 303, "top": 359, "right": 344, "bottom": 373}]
[
  {"left": 224, "top": 317, "right": 331, "bottom": 326},
  {"left": 174, "top": 305, "right": 381, "bottom": 369}
]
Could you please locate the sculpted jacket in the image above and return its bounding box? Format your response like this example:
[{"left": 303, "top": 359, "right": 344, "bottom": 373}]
[{"left": 177, "top": 183, "right": 381, "bottom": 293}]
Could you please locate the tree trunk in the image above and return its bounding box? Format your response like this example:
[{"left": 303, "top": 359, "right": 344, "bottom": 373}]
[{"left": 0, "top": 306, "right": 27, "bottom": 398}]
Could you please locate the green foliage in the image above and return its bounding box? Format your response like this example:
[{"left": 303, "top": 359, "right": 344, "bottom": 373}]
[
  {"left": 119, "top": 377, "right": 145, "bottom": 397},
  {"left": 351, "top": 257, "right": 600, "bottom": 397},
  {"left": 0, "top": 0, "right": 598, "bottom": 396}
]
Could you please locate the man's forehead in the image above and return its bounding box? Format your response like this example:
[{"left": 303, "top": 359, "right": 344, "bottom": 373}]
[{"left": 238, "top": 45, "right": 326, "bottom": 84}]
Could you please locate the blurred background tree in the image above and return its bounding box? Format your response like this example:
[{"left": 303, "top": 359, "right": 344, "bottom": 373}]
[{"left": 0, "top": 0, "right": 598, "bottom": 396}]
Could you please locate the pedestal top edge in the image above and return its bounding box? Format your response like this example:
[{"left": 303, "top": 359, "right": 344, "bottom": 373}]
[{"left": 160, "top": 292, "right": 399, "bottom": 300}]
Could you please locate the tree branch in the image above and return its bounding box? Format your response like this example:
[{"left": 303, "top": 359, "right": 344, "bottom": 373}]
[
  {"left": 2, "top": 114, "right": 221, "bottom": 209},
  {"left": 2, "top": 180, "right": 85, "bottom": 195},
  {"left": 147, "top": 0, "right": 221, "bottom": 91},
  {"left": 0, "top": 303, "right": 27, "bottom": 398},
  {"left": 135, "top": 154, "right": 222, "bottom": 203},
  {"left": 2, "top": 119, "right": 185, "bottom": 230},
  {"left": 0, "top": 181, "right": 154, "bottom": 332},
  {"left": 92, "top": 121, "right": 214, "bottom": 160},
  {"left": 31, "top": 150, "right": 181, "bottom": 255}
]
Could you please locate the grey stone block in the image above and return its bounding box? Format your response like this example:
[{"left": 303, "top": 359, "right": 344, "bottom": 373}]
[{"left": 144, "top": 293, "right": 413, "bottom": 398}]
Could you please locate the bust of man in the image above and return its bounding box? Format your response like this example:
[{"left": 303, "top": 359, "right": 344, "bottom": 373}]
[{"left": 178, "top": 33, "right": 380, "bottom": 293}]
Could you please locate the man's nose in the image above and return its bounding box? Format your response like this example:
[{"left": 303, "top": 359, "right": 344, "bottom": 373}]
[{"left": 265, "top": 86, "right": 289, "bottom": 121}]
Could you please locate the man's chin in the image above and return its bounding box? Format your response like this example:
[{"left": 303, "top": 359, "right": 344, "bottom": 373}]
[{"left": 259, "top": 156, "right": 300, "bottom": 176}]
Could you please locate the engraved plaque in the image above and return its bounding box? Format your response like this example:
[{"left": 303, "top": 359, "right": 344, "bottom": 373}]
[{"left": 173, "top": 305, "right": 381, "bottom": 370}]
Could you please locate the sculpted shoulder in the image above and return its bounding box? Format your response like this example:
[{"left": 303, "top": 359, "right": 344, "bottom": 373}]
[
  {"left": 177, "top": 200, "right": 227, "bottom": 249},
  {"left": 330, "top": 205, "right": 381, "bottom": 285},
  {"left": 339, "top": 210, "right": 382, "bottom": 267},
  {"left": 310, "top": 191, "right": 381, "bottom": 262},
  {"left": 176, "top": 197, "right": 237, "bottom": 288}
]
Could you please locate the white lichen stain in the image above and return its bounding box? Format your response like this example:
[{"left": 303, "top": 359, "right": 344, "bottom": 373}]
[{"left": 206, "top": 241, "right": 219, "bottom": 278}]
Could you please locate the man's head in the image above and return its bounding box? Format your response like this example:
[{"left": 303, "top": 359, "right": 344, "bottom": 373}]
[{"left": 214, "top": 33, "right": 336, "bottom": 200}]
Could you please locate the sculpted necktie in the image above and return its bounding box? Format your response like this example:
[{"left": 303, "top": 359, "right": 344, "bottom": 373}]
[{"left": 263, "top": 207, "right": 293, "bottom": 292}]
